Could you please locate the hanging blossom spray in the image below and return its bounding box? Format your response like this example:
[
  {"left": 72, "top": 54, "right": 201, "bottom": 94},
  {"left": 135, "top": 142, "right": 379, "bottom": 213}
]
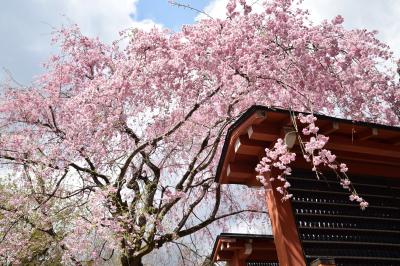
[
  {"left": 255, "top": 138, "right": 296, "bottom": 201},
  {"left": 256, "top": 112, "right": 369, "bottom": 210}
]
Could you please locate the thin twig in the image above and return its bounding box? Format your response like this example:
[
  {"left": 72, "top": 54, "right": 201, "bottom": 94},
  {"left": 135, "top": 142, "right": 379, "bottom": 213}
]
[{"left": 169, "top": 1, "right": 214, "bottom": 19}]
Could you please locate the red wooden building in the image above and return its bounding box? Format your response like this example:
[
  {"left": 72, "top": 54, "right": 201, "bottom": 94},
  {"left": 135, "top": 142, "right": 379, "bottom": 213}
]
[{"left": 212, "top": 106, "right": 400, "bottom": 266}]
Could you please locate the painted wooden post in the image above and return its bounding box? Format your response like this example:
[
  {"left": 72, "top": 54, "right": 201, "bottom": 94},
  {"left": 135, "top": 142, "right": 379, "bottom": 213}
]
[{"left": 265, "top": 176, "right": 306, "bottom": 266}]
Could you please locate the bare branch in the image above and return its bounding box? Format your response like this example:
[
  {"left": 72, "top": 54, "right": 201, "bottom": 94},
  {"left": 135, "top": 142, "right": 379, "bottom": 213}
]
[{"left": 169, "top": 1, "right": 214, "bottom": 19}]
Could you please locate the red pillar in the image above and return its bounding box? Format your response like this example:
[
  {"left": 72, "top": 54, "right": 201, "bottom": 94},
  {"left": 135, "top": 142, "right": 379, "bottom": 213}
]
[{"left": 265, "top": 178, "right": 306, "bottom": 266}]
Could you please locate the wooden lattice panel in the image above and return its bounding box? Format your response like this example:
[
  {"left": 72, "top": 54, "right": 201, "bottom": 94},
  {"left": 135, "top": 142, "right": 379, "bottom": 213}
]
[{"left": 288, "top": 171, "right": 400, "bottom": 265}]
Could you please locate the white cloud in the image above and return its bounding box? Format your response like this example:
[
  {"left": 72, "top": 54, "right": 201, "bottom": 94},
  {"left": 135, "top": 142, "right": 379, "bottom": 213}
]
[
  {"left": 54, "top": 0, "right": 140, "bottom": 42},
  {"left": 132, "top": 19, "right": 164, "bottom": 32},
  {"left": 0, "top": 0, "right": 162, "bottom": 84},
  {"left": 42, "top": 0, "right": 162, "bottom": 42},
  {"left": 199, "top": 0, "right": 229, "bottom": 19},
  {"left": 301, "top": 0, "right": 400, "bottom": 58}
]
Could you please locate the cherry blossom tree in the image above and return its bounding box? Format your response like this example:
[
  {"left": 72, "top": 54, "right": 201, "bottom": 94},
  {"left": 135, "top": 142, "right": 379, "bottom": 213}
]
[{"left": 1, "top": 0, "right": 399, "bottom": 265}]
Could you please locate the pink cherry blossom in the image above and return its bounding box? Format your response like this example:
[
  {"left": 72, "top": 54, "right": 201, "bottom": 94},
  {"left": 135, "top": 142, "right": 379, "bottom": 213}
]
[{"left": 0, "top": 0, "right": 396, "bottom": 263}]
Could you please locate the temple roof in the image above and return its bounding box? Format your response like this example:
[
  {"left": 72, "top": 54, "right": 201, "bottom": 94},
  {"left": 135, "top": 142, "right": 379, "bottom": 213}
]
[
  {"left": 215, "top": 105, "right": 400, "bottom": 185},
  {"left": 211, "top": 233, "right": 277, "bottom": 263}
]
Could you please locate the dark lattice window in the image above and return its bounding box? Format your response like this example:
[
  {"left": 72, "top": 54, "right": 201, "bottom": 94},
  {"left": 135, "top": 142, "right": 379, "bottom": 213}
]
[{"left": 288, "top": 171, "right": 400, "bottom": 265}]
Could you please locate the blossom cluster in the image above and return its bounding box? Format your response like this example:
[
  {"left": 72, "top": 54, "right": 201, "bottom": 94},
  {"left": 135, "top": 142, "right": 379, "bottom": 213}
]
[
  {"left": 255, "top": 112, "right": 369, "bottom": 210},
  {"left": 255, "top": 138, "right": 296, "bottom": 201},
  {"left": 298, "top": 114, "right": 369, "bottom": 210}
]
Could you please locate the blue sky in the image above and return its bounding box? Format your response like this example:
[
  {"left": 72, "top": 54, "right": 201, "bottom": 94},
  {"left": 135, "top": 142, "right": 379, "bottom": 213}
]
[
  {"left": 134, "top": 0, "right": 210, "bottom": 31},
  {"left": 0, "top": 0, "right": 399, "bottom": 85}
]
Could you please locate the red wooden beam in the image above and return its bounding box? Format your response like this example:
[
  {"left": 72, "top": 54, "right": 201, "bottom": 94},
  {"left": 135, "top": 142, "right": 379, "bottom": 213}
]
[
  {"left": 227, "top": 163, "right": 256, "bottom": 180},
  {"left": 247, "top": 124, "right": 280, "bottom": 142},
  {"left": 320, "top": 121, "right": 340, "bottom": 135},
  {"left": 326, "top": 135, "right": 400, "bottom": 159},
  {"left": 234, "top": 135, "right": 268, "bottom": 156},
  {"left": 357, "top": 127, "right": 379, "bottom": 141}
]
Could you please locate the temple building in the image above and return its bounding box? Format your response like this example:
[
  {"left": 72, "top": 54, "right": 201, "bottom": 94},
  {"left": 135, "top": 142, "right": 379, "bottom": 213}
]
[{"left": 211, "top": 106, "right": 400, "bottom": 266}]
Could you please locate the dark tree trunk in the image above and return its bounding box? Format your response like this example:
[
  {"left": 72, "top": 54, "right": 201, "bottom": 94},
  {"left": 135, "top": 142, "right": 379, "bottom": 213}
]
[{"left": 120, "top": 254, "right": 143, "bottom": 266}]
